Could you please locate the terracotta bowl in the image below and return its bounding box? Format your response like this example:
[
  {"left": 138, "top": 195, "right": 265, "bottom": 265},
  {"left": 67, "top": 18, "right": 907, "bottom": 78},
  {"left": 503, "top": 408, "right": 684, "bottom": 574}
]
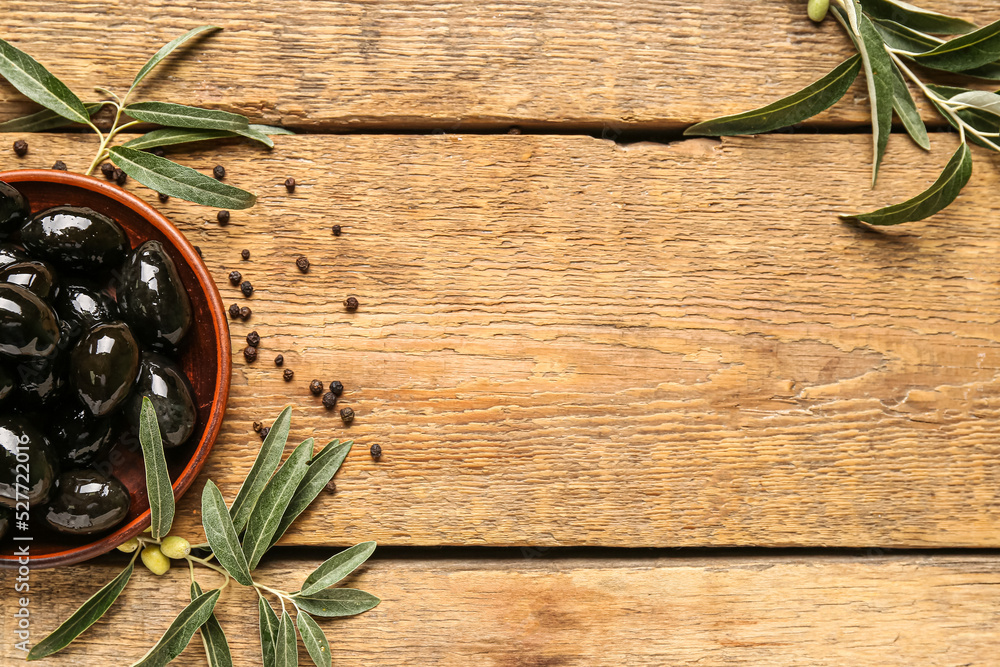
[{"left": 0, "top": 169, "right": 231, "bottom": 569}]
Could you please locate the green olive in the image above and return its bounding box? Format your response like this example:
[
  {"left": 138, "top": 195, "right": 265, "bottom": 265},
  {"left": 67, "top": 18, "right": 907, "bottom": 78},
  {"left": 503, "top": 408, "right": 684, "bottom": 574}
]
[
  {"left": 160, "top": 535, "right": 191, "bottom": 559},
  {"left": 141, "top": 545, "right": 171, "bottom": 575},
  {"left": 808, "top": 0, "right": 830, "bottom": 22}
]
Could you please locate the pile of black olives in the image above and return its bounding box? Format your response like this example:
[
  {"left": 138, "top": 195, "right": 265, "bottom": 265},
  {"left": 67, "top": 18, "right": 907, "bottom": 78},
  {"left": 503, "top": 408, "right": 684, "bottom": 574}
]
[{"left": 0, "top": 180, "right": 197, "bottom": 542}]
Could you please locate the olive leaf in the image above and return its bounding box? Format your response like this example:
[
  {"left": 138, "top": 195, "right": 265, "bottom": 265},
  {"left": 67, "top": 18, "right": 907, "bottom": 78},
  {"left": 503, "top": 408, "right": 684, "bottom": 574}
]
[
  {"left": 124, "top": 101, "right": 250, "bottom": 132},
  {"left": 230, "top": 406, "right": 292, "bottom": 533},
  {"left": 201, "top": 480, "right": 254, "bottom": 586},
  {"left": 861, "top": 0, "right": 976, "bottom": 35},
  {"left": 949, "top": 90, "right": 1000, "bottom": 117},
  {"left": 853, "top": 10, "right": 896, "bottom": 186},
  {"left": 0, "top": 37, "right": 92, "bottom": 125},
  {"left": 291, "top": 589, "right": 381, "bottom": 618},
  {"left": 131, "top": 588, "right": 221, "bottom": 667},
  {"left": 139, "top": 397, "right": 175, "bottom": 540},
  {"left": 870, "top": 18, "right": 942, "bottom": 53},
  {"left": 190, "top": 581, "right": 233, "bottom": 667},
  {"left": 249, "top": 124, "right": 296, "bottom": 135},
  {"left": 268, "top": 440, "right": 354, "bottom": 549},
  {"left": 297, "top": 541, "right": 377, "bottom": 597},
  {"left": 241, "top": 438, "right": 316, "bottom": 569},
  {"left": 233, "top": 126, "right": 275, "bottom": 148},
  {"left": 684, "top": 55, "right": 861, "bottom": 137},
  {"left": 26, "top": 559, "right": 135, "bottom": 660},
  {"left": 0, "top": 102, "right": 105, "bottom": 132},
  {"left": 108, "top": 146, "right": 256, "bottom": 209},
  {"left": 911, "top": 18, "right": 1000, "bottom": 72},
  {"left": 928, "top": 84, "right": 1000, "bottom": 149},
  {"left": 841, "top": 142, "right": 972, "bottom": 225},
  {"left": 890, "top": 62, "right": 930, "bottom": 150},
  {"left": 275, "top": 611, "right": 298, "bottom": 667},
  {"left": 258, "top": 596, "right": 280, "bottom": 667},
  {"left": 296, "top": 612, "right": 332, "bottom": 667},
  {"left": 121, "top": 128, "right": 238, "bottom": 151},
  {"left": 130, "top": 26, "right": 220, "bottom": 95}
]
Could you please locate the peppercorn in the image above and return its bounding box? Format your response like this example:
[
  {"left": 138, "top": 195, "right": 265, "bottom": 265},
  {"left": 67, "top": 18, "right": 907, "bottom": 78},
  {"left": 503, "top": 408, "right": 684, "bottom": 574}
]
[
  {"left": 329, "top": 380, "right": 344, "bottom": 396},
  {"left": 339, "top": 406, "right": 355, "bottom": 424},
  {"left": 158, "top": 193, "right": 169, "bottom": 203},
  {"left": 101, "top": 162, "right": 115, "bottom": 179},
  {"left": 228, "top": 303, "right": 241, "bottom": 319},
  {"left": 296, "top": 256, "right": 310, "bottom": 273},
  {"left": 241, "top": 280, "right": 254, "bottom": 297},
  {"left": 370, "top": 443, "right": 382, "bottom": 460},
  {"left": 114, "top": 168, "right": 127, "bottom": 185},
  {"left": 344, "top": 296, "right": 359, "bottom": 311},
  {"left": 322, "top": 392, "right": 338, "bottom": 409},
  {"left": 246, "top": 330, "right": 261, "bottom": 347},
  {"left": 331, "top": 224, "right": 342, "bottom": 236},
  {"left": 51, "top": 160, "right": 67, "bottom": 171},
  {"left": 244, "top": 345, "right": 258, "bottom": 362},
  {"left": 309, "top": 379, "right": 324, "bottom": 396},
  {"left": 229, "top": 270, "right": 242, "bottom": 286},
  {"left": 285, "top": 177, "right": 296, "bottom": 192},
  {"left": 253, "top": 421, "right": 263, "bottom": 432},
  {"left": 260, "top": 426, "right": 270, "bottom": 440},
  {"left": 217, "top": 210, "right": 230, "bottom": 225},
  {"left": 152, "top": 148, "right": 165, "bottom": 157},
  {"left": 283, "top": 368, "right": 294, "bottom": 381},
  {"left": 194, "top": 246, "right": 204, "bottom": 258},
  {"left": 274, "top": 354, "right": 284, "bottom": 366},
  {"left": 241, "top": 249, "right": 250, "bottom": 260},
  {"left": 324, "top": 480, "right": 336, "bottom": 494},
  {"left": 240, "top": 306, "right": 252, "bottom": 320},
  {"left": 213, "top": 165, "right": 226, "bottom": 180},
  {"left": 12, "top": 140, "right": 27, "bottom": 157}
]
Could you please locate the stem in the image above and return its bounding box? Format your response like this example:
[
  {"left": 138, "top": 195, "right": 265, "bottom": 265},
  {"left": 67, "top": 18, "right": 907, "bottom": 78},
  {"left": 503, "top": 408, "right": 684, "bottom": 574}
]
[
  {"left": 94, "top": 87, "right": 121, "bottom": 105},
  {"left": 85, "top": 101, "right": 126, "bottom": 176},
  {"left": 107, "top": 120, "right": 140, "bottom": 142}
]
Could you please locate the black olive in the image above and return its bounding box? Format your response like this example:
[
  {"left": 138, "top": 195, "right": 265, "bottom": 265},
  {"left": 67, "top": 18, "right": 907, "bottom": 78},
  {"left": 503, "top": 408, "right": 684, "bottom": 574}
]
[
  {"left": 0, "top": 283, "right": 61, "bottom": 360},
  {"left": 0, "top": 260, "right": 57, "bottom": 300},
  {"left": 0, "top": 243, "right": 29, "bottom": 270},
  {"left": 123, "top": 352, "right": 197, "bottom": 449},
  {"left": 52, "top": 279, "right": 119, "bottom": 337},
  {"left": 43, "top": 469, "right": 129, "bottom": 536},
  {"left": 0, "top": 506, "right": 10, "bottom": 541},
  {"left": 0, "top": 415, "right": 58, "bottom": 509},
  {"left": 20, "top": 205, "right": 129, "bottom": 272},
  {"left": 117, "top": 240, "right": 192, "bottom": 351},
  {"left": 0, "top": 365, "right": 13, "bottom": 404},
  {"left": 70, "top": 321, "right": 140, "bottom": 417},
  {"left": 14, "top": 353, "right": 67, "bottom": 408},
  {"left": 46, "top": 403, "right": 116, "bottom": 467},
  {"left": 0, "top": 181, "right": 30, "bottom": 240}
]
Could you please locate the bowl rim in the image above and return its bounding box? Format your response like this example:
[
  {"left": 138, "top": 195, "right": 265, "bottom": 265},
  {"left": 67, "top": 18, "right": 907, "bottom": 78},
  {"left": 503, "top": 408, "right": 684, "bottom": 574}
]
[{"left": 0, "top": 169, "right": 231, "bottom": 568}]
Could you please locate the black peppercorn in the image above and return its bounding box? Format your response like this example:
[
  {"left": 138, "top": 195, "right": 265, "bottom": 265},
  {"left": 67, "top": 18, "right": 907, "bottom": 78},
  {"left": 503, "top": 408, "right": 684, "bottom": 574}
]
[
  {"left": 252, "top": 421, "right": 263, "bottom": 433},
  {"left": 339, "top": 407, "right": 355, "bottom": 424},
  {"left": 246, "top": 331, "right": 261, "bottom": 347},
  {"left": 370, "top": 443, "right": 382, "bottom": 460},
  {"left": 344, "top": 296, "right": 359, "bottom": 311},
  {"left": 331, "top": 224, "right": 342, "bottom": 236},
  {"left": 240, "top": 306, "right": 252, "bottom": 320},
  {"left": 101, "top": 162, "right": 115, "bottom": 179},
  {"left": 213, "top": 165, "right": 226, "bottom": 180},
  {"left": 259, "top": 426, "right": 270, "bottom": 440},
  {"left": 323, "top": 480, "right": 336, "bottom": 494},
  {"left": 241, "top": 249, "right": 250, "bottom": 260},
  {"left": 229, "top": 303, "right": 241, "bottom": 319},
  {"left": 194, "top": 246, "right": 204, "bottom": 257},
  {"left": 284, "top": 177, "right": 295, "bottom": 192},
  {"left": 217, "top": 210, "right": 230, "bottom": 225},
  {"left": 274, "top": 354, "right": 284, "bottom": 366},
  {"left": 329, "top": 380, "right": 344, "bottom": 396},
  {"left": 229, "top": 270, "right": 242, "bottom": 286},
  {"left": 158, "top": 193, "right": 169, "bottom": 203},
  {"left": 283, "top": 368, "right": 294, "bottom": 381},
  {"left": 114, "top": 168, "right": 127, "bottom": 185},
  {"left": 309, "top": 379, "right": 324, "bottom": 396},
  {"left": 244, "top": 345, "right": 258, "bottom": 362},
  {"left": 152, "top": 148, "right": 166, "bottom": 157},
  {"left": 296, "top": 256, "right": 309, "bottom": 273},
  {"left": 12, "top": 140, "right": 27, "bottom": 157},
  {"left": 51, "top": 160, "right": 67, "bottom": 171},
  {"left": 240, "top": 280, "right": 254, "bottom": 297},
  {"left": 322, "top": 392, "right": 338, "bottom": 410}
]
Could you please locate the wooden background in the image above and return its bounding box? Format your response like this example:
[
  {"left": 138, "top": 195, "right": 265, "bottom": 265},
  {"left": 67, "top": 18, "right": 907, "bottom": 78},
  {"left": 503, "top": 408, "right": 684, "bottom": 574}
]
[{"left": 2, "top": 0, "right": 1000, "bottom": 664}]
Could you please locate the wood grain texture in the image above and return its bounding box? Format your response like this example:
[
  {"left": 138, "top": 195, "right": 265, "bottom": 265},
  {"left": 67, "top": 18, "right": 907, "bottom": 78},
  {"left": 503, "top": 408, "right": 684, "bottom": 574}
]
[
  {"left": 1, "top": 1, "right": 997, "bottom": 130},
  {"left": 3, "top": 553, "right": 999, "bottom": 665},
  {"left": 5, "top": 132, "right": 1000, "bottom": 548}
]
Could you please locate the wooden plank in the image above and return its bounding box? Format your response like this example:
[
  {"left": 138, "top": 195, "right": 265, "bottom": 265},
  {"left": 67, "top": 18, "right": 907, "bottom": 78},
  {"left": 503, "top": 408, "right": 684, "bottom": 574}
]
[
  {"left": 1, "top": 1, "right": 996, "bottom": 130},
  {"left": 4, "top": 553, "right": 999, "bottom": 665},
  {"left": 5, "top": 132, "right": 1000, "bottom": 548}
]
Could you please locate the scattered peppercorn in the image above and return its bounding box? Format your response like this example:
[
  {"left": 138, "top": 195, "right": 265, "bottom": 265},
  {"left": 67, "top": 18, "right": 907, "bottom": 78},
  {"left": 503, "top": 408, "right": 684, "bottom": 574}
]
[
  {"left": 158, "top": 193, "right": 169, "bottom": 203},
  {"left": 252, "top": 421, "right": 263, "bottom": 433},
  {"left": 152, "top": 148, "right": 166, "bottom": 157},
  {"left": 323, "top": 480, "right": 336, "bottom": 494},
  {"left": 115, "top": 168, "right": 127, "bottom": 186},
  {"left": 228, "top": 270, "right": 242, "bottom": 286},
  {"left": 284, "top": 177, "right": 296, "bottom": 192},
  {"left": 217, "top": 210, "right": 230, "bottom": 225},
  {"left": 508, "top": 127, "right": 522, "bottom": 135},
  {"left": 274, "top": 354, "right": 284, "bottom": 366},
  {"left": 309, "top": 379, "right": 324, "bottom": 396},
  {"left": 296, "top": 256, "right": 310, "bottom": 273},
  {"left": 246, "top": 331, "right": 261, "bottom": 347},
  {"left": 329, "top": 380, "right": 344, "bottom": 396},
  {"left": 241, "top": 249, "right": 250, "bottom": 260},
  {"left": 331, "top": 224, "right": 342, "bottom": 236},
  {"left": 241, "top": 280, "right": 254, "bottom": 297},
  {"left": 322, "top": 392, "right": 338, "bottom": 410},
  {"left": 240, "top": 306, "right": 252, "bottom": 320},
  {"left": 213, "top": 165, "right": 226, "bottom": 180},
  {"left": 370, "top": 443, "right": 382, "bottom": 460},
  {"left": 244, "top": 345, "right": 258, "bottom": 362},
  {"left": 228, "top": 303, "right": 241, "bottom": 319},
  {"left": 194, "top": 246, "right": 204, "bottom": 258},
  {"left": 283, "top": 368, "right": 294, "bottom": 381},
  {"left": 344, "top": 296, "right": 359, "bottom": 311},
  {"left": 51, "top": 160, "right": 67, "bottom": 171},
  {"left": 101, "top": 162, "right": 115, "bottom": 179},
  {"left": 339, "top": 407, "right": 355, "bottom": 424},
  {"left": 13, "top": 140, "right": 27, "bottom": 157},
  {"left": 259, "top": 426, "right": 270, "bottom": 440}
]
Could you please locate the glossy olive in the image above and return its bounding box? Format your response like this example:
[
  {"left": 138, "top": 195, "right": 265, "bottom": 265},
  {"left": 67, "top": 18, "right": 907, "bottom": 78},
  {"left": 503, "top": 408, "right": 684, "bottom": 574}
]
[
  {"left": 0, "top": 181, "right": 30, "bottom": 240},
  {"left": 124, "top": 352, "right": 197, "bottom": 449},
  {"left": 0, "top": 506, "right": 10, "bottom": 541},
  {"left": 117, "top": 240, "right": 192, "bottom": 351},
  {"left": 0, "top": 415, "right": 58, "bottom": 509},
  {"left": 43, "top": 469, "right": 129, "bottom": 536},
  {"left": 15, "top": 353, "right": 67, "bottom": 408},
  {"left": 47, "top": 403, "right": 117, "bottom": 467},
  {"left": 70, "top": 321, "right": 140, "bottom": 417},
  {"left": 0, "top": 260, "right": 57, "bottom": 300},
  {"left": 0, "top": 364, "right": 13, "bottom": 404},
  {"left": 53, "top": 279, "right": 119, "bottom": 338},
  {"left": 0, "top": 283, "right": 61, "bottom": 359},
  {"left": 20, "top": 205, "right": 129, "bottom": 272},
  {"left": 0, "top": 243, "right": 29, "bottom": 270}
]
